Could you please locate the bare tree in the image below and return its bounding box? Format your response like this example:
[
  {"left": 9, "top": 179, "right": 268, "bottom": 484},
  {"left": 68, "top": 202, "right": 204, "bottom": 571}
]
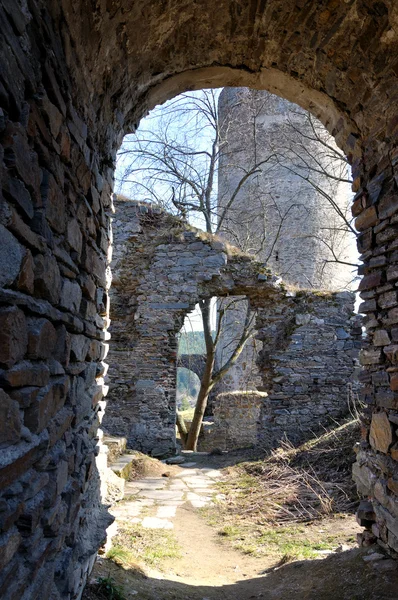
[
  {"left": 117, "top": 90, "right": 276, "bottom": 451},
  {"left": 216, "top": 88, "right": 359, "bottom": 291},
  {"left": 116, "top": 88, "right": 358, "bottom": 451}
]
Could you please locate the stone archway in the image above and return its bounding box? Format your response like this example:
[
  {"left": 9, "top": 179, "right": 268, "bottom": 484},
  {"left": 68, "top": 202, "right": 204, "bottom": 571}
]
[{"left": 0, "top": 1, "right": 398, "bottom": 597}]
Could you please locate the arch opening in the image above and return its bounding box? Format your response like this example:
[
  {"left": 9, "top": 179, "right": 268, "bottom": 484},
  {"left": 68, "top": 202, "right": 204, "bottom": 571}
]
[{"left": 1, "top": 2, "right": 398, "bottom": 597}]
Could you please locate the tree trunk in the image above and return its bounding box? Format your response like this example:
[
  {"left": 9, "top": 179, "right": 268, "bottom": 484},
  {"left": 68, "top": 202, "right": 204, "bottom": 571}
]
[
  {"left": 184, "top": 360, "right": 213, "bottom": 450},
  {"left": 176, "top": 411, "right": 188, "bottom": 445},
  {"left": 185, "top": 298, "right": 215, "bottom": 451}
]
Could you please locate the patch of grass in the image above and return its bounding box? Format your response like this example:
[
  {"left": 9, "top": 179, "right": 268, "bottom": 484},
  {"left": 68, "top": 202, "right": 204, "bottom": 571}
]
[
  {"left": 214, "top": 518, "right": 348, "bottom": 560},
  {"left": 107, "top": 524, "right": 181, "bottom": 570},
  {"left": 95, "top": 576, "right": 126, "bottom": 600},
  {"left": 179, "top": 407, "right": 195, "bottom": 421},
  {"left": 203, "top": 419, "right": 361, "bottom": 563}
]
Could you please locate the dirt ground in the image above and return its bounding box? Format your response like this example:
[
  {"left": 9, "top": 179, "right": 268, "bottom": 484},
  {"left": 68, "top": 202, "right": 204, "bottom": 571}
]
[{"left": 84, "top": 451, "right": 398, "bottom": 600}]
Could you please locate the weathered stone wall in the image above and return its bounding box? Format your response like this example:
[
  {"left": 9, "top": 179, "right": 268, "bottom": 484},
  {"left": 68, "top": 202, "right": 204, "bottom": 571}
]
[
  {"left": 217, "top": 87, "right": 356, "bottom": 290},
  {"left": 191, "top": 296, "right": 360, "bottom": 452},
  {"left": 107, "top": 198, "right": 359, "bottom": 455},
  {"left": 256, "top": 292, "right": 362, "bottom": 446},
  {"left": 0, "top": 0, "right": 398, "bottom": 594},
  {"left": 215, "top": 87, "right": 358, "bottom": 398},
  {"left": 198, "top": 391, "right": 268, "bottom": 452},
  {"left": 0, "top": 3, "right": 115, "bottom": 599},
  {"left": 105, "top": 197, "right": 284, "bottom": 456}
]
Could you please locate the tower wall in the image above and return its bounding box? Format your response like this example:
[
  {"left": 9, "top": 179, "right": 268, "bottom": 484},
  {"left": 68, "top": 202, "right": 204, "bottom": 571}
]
[{"left": 216, "top": 87, "right": 358, "bottom": 395}]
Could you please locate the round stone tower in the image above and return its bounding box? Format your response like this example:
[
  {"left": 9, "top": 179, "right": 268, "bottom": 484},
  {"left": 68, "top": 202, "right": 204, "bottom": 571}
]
[
  {"left": 217, "top": 87, "right": 356, "bottom": 290},
  {"left": 215, "top": 87, "right": 357, "bottom": 394}
]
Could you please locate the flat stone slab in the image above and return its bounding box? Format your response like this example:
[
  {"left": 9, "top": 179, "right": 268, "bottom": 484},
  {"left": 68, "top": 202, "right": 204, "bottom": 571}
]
[
  {"left": 190, "top": 499, "right": 211, "bottom": 508},
  {"left": 165, "top": 455, "right": 185, "bottom": 465},
  {"left": 186, "top": 491, "right": 211, "bottom": 502},
  {"left": 168, "top": 481, "right": 188, "bottom": 490},
  {"left": 174, "top": 469, "right": 200, "bottom": 478},
  {"left": 127, "top": 481, "right": 167, "bottom": 491},
  {"left": 189, "top": 487, "right": 215, "bottom": 494},
  {"left": 110, "top": 454, "right": 136, "bottom": 480},
  {"left": 156, "top": 505, "right": 177, "bottom": 518},
  {"left": 141, "top": 517, "right": 174, "bottom": 529},
  {"left": 155, "top": 499, "right": 185, "bottom": 507},
  {"left": 110, "top": 502, "right": 143, "bottom": 517},
  {"left": 183, "top": 476, "right": 213, "bottom": 486},
  {"left": 202, "top": 469, "right": 223, "bottom": 479},
  {"left": 137, "top": 490, "right": 184, "bottom": 501}
]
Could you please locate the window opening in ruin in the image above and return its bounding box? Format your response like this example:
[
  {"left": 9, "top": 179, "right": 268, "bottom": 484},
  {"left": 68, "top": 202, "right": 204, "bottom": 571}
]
[{"left": 176, "top": 368, "right": 200, "bottom": 414}]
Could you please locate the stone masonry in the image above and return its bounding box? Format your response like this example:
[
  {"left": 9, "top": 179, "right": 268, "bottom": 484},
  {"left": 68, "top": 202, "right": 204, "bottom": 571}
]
[
  {"left": 256, "top": 292, "right": 362, "bottom": 447},
  {"left": 217, "top": 87, "right": 356, "bottom": 290},
  {"left": 215, "top": 87, "right": 358, "bottom": 399},
  {"left": 0, "top": 1, "right": 398, "bottom": 597},
  {"left": 106, "top": 197, "right": 359, "bottom": 455},
  {"left": 104, "top": 197, "right": 284, "bottom": 456}
]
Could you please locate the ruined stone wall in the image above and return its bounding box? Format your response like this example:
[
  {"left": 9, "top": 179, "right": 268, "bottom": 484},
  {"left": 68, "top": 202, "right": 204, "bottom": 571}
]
[
  {"left": 107, "top": 198, "right": 359, "bottom": 454},
  {"left": 215, "top": 87, "right": 358, "bottom": 398},
  {"left": 197, "top": 391, "right": 268, "bottom": 452},
  {"left": 0, "top": 3, "right": 116, "bottom": 598},
  {"left": 192, "top": 295, "right": 360, "bottom": 452},
  {"left": 105, "top": 197, "right": 283, "bottom": 456},
  {"left": 0, "top": 0, "right": 398, "bottom": 594},
  {"left": 256, "top": 292, "right": 362, "bottom": 446},
  {"left": 217, "top": 87, "right": 356, "bottom": 290}
]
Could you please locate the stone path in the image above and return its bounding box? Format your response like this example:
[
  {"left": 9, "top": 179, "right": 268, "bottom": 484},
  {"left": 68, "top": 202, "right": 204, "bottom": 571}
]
[{"left": 110, "top": 462, "right": 225, "bottom": 530}]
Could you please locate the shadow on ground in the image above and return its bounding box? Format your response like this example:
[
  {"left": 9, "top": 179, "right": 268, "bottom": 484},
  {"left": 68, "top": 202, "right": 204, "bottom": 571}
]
[{"left": 85, "top": 547, "right": 398, "bottom": 600}]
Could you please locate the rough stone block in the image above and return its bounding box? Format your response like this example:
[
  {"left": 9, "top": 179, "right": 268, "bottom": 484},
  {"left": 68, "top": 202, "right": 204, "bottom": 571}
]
[
  {"left": 355, "top": 205, "right": 378, "bottom": 231},
  {"left": 9, "top": 386, "right": 40, "bottom": 409},
  {"left": 34, "top": 254, "right": 61, "bottom": 304},
  {"left": 0, "top": 529, "right": 21, "bottom": 570},
  {"left": 0, "top": 224, "right": 23, "bottom": 288},
  {"left": 369, "top": 412, "right": 393, "bottom": 453},
  {"left": 41, "top": 170, "right": 66, "bottom": 234},
  {"left": 359, "top": 348, "right": 382, "bottom": 365},
  {"left": 24, "top": 377, "right": 69, "bottom": 434},
  {"left": 3, "top": 177, "right": 34, "bottom": 220},
  {"left": 352, "top": 462, "right": 375, "bottom": 496},
  {"left": 378, "top": 193, "right": 398, "bottom": 220},
  {"left": 53, "top": 325, "right": 71, "bottom": 366},
  {"left": 67, "top": 219, "right": 83, "bottom": 257},
  {"left": 390, "top": 374, "right": 398, "bottom": 392},
  {"left": 0, "top": 360, "right": 50, "bottom": 389},
  {"left": 383, "top": 344, "right": 398, "bottom": 362},
  {"left": 378, "top": 291, "right": 397, "bottom": 309},
  {"left": 0, "top": 389, "right": 21, "bottom": 447},
  {"left": 361, "top": 272, "right": 384, "bottom": 292},
  {"left": 0, "top": 433, "right": 49, "bottom": 491},
  {"left": 2, "top": 123, "right": 41, "bottom": 192},
  {"left": 0, "top": 306, "right": 28, "bottom": 368},
  {"left": 373, "top": 329, "right": 391, "bottom": 346},
  {"left": 27, "top": 317, "right": 57, "bottom": 359},
  {"left": 17, "top": 249, "right": 35, "bottom": 294},
  {"left": 59, "top": 279, "right": 82, "bottom": 313},
  {"left": 70, "top": 334, "right": 90, "bottom": 362}
]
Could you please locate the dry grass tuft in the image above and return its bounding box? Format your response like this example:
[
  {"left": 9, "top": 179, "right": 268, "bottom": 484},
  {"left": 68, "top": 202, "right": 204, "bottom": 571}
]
[
  {"left": 222, "top": 419, "right": 360, "bottom": 525},
  {"left": 202, "top": 419, "right": 360, "bottom": 560}
]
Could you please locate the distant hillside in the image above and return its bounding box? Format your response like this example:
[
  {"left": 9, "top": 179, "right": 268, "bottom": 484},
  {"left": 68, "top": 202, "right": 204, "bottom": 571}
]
[{"left": 178, "top": 330, "right": 210, "bottom": 355}]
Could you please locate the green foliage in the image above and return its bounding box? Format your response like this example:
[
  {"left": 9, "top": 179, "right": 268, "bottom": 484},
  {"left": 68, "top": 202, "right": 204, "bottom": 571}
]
[
  {"left": 178, "top": 330, "right": 207, "bottom": 355},
  {"left": 108, "top": 523, "right": 181, "bottom": 570},
  {"left": 96, "top": 577, "right": 126, "bottom": 600},
  {"left": 177, "top": 367, "right": 200, "bottom": 401},
  {"left": 179, "top": 395, "right": 192, "bottom": 411}
]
